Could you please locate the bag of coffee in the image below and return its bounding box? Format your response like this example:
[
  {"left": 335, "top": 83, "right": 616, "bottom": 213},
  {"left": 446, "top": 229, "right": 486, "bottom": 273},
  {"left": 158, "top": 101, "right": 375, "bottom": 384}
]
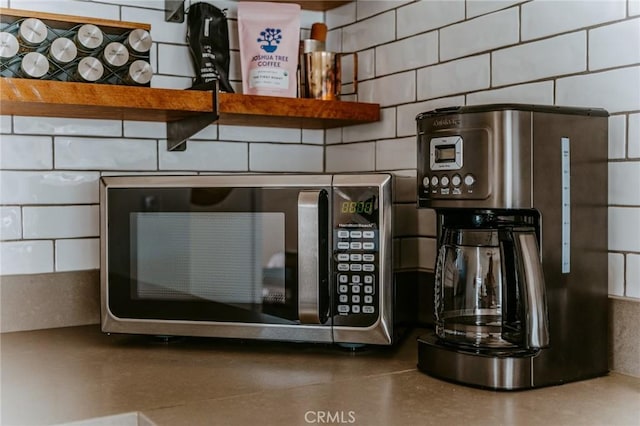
[
  {"left": 187, "top": 2, "right": 234, "bottom": 93},
  {"left": 237, "top": 1, "right": 300, "bottom": 97}
]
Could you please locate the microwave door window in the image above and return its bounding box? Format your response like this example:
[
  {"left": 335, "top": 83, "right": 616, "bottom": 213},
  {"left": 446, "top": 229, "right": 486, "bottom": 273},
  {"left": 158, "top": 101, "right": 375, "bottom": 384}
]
[{"left": 128, "top": 211, "right": 291, "bottom": 322}]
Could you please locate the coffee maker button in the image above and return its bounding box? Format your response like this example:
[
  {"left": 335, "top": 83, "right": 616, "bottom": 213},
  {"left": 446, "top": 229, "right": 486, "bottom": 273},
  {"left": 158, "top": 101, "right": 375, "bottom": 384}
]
[
  {"left": 464, "top": 174, "right": 476, "bottom": 186},
  {"left": 441, "top": 176, "right": 450, "bottom": 186},
  {"left": 431, "top": 176, "right": 439, "bottom": 187},
  {"left": 422, "top": 176, "right": 430, "bottom": 188},
  {"left": 452, "top": 174, "right": 462, "bottom": 187}
]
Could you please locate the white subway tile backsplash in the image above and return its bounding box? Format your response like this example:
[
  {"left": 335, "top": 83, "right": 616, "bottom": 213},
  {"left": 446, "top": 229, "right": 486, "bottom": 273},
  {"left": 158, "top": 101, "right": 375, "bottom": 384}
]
[
  {"left": 122, "top": 7, "right": 187, "bottom": 45},
  {"left": 0, "top": 207, "right": 21, "bottom": 241},
  {"left": 397, "top": 0, "right": 465, "bottom": 38},
  {"left": 358, "top": 71, "right": 415, "bottom": 107},
  {"left": 376, "top": 32, "right": 438, "bottom": 76},
  {"left": 55, "top": 238, "right": 100, "bottom": 272},
  {"left": 521, "top": 0, "right": 626, "bottom": 41},
  {"left": 302, "top": 129, "right": 324, "bottom": 145},
  {"left": 1, "top": 116, "right": 11, "bottom": 133},
  {"left": 608, "top": 253, "right": 625, "bottom": 296},
  {"left": 589, "top": 19, "right": 640, "bottom": 71},
  {"left": 609, "top": 207, "right": 640, "bottom": 251},
  {"left": 394, "top": 204, "right": 418, "bottom": 236},
  {"left": 556, "top": 66, "right": 640, "bottom": 114},
  {"left": 466, "top": 0, "right": 525, "bottom": 18},
  {"left": 13, "top": 117, "right": 122, "bottom": 136},
  {"left": 631, "top": 0, "right": 640, "bottom": 16},
  {"left": 150, "top": 75, "right": 193, "bottom": 90},
  {"left": 627, "top": 254, "right": 640, "bottom": 298},
  {"left": 440, "top": 8, "right": 519, "bottom": 61},
  {"left": 0, "top": 240, "right": 53, "bottom": 275},
  {"left": 418, "top": 208, "right": 437, "bottom": 237},
  {"left": 0, "top": 136, "right": 52, "bottom": 170},
  {"left": 191, "top": 124, "right": 218, "bottom": 140},
  {"left": 54, "top": 138, "right": 157, "bottom": 170},
  {"left": 124, "top": 121, "right": 167, "bottom": 139},
  {"left": 9, "top": 0, "right": 119, "bottom": 20},
  {"left": 159, "top": 140, "right": 248, "bottom": 171},
  {"left": 492, "top": 32, "right": 587, "bottom": 87},
  {"left": 376, "top": 137, "right": 416, "bottom": 170},
  {"left": 249, "top": 144, "right": 323, "bottom": 172},
  {"left": 157, "top": 44, "right": 194, "bottom": 77},
  {"left": 342, "top": 11, "right": 395, "bottom": 52},
  {"left": 103, "top": 1, "right": 164, "bottom": 9},
  {"left": 325, "top": 127, "right": 343, "bottom": 145},
  {"left": 629, "top": 113, "right": 640, "bottom": 159},
  {"left": 343, "top": 107, "right": 396, "bottom": 143},
  {"left": 417, "top": 54, "right": 490, "bottom": 100},
  {"left": 356, "top": 1, "right": 411, "bottom": 20},
  {"left": 0, "top": 171, "right": 99, "bottom": 205},
  {"left": 326, "top": 1, "right": 356, "bottom": 28},
  {"left": 219, "top": 125, "right": 301, "bottom": 143},
  {"left": 467, "top": 81, "right": 554, "bottom": 106},
  {"left": 325, "top": 142, "right": 376, "bottom": 172},
  {"left": 356, "top": 49, "right": 375, "bottom": 81},
  {"left": 23, "top": 206, "right": 98, "bottom": 239},
  {"left": 608, "top": 115, "right": 627, "bottom": 159},
  {"left": 609, "top": 162, "right": 640, "bottom": 205},
  {"left": 396, "top": 96, "right": 465, "bottom": 137},
  {"left": 393, "top": 170, "right": 417, "bottom": 203}
]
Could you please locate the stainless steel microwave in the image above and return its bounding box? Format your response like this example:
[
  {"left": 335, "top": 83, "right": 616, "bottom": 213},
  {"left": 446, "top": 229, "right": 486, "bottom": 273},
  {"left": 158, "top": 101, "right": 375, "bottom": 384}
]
[{"left": 100, "top": 174, "right": 404, "bottom": 345}]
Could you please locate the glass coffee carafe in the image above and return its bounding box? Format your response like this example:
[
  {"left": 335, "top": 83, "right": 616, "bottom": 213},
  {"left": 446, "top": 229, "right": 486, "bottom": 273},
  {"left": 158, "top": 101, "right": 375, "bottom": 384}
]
[{"left": 434, "top": 213, "right": 550, "bottom": 353}]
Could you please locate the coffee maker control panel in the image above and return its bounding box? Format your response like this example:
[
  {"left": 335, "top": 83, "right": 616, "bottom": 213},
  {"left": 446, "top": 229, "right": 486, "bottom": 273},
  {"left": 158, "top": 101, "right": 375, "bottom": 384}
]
[{"left": 418, "top": 129, "right": 491, "bottom": 205}]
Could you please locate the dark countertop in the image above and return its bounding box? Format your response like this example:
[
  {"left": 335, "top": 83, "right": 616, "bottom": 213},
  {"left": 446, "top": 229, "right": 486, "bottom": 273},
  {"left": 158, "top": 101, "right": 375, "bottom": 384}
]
[{"left": 1, "top": 325, "right": 639, "bottom": 426}]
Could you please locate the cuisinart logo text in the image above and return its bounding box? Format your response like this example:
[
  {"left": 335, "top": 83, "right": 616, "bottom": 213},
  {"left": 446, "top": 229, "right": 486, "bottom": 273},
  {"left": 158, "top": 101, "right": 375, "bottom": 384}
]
[{"left": 433, "top": 117, "right": 461, "bottom": 128}]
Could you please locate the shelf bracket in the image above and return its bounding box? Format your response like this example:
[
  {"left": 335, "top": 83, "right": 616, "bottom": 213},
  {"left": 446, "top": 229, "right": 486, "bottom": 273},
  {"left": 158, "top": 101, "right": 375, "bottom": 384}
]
[
  {"left": 166, "top": 88, "right": 219, "bottom": 151},
  {"left": 165, "top": 0, "right": 185, "bottom": 23}
]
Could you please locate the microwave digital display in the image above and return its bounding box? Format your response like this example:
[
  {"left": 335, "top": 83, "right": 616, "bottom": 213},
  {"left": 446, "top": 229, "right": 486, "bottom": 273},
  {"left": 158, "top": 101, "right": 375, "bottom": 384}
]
[{"left": 340, "top": 200, "right": 374, "bottom": 215}]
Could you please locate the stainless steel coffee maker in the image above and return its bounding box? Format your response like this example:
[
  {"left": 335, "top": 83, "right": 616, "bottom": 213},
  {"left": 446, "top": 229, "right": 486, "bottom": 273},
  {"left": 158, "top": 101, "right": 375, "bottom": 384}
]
[{"left": 416, "top": 104, "right": 609, "bottom": 390}]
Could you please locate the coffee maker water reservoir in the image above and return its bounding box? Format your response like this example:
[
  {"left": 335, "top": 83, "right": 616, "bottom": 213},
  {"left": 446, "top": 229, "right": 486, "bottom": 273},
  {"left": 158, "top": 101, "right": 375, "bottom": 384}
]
[{"left": 416, "top": 104, "right": 609, "bottom": 390}]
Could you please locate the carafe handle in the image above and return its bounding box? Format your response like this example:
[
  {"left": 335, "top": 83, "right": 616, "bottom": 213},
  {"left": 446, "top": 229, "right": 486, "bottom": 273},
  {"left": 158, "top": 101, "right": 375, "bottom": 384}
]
[{"left": 514, "top": 232, "right": 550, "bottom": 349}]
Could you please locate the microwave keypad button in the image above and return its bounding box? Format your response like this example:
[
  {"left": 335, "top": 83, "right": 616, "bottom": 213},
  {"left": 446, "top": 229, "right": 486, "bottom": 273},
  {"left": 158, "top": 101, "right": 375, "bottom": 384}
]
[
  {"left": 363, "top": 264, "right": 375, "bottom": 272},
  {"left": 352, "top": 285, "right": 361, "bottom": 293},
  {"left": 337, "top": 253, "right": 349, "bottom": 261},
  {"left": 352, "top": 305, "right": 361, "bottom": 314},
  {"left": 362, "top": 242, "right": 375, "bottom": 250},
  {"left": 349, "top": 253, "right": 362, "bottom": 262},
  {"left": 363, "top": 306, "right": 375, "bottom": 314},
  {"left": 339, "top": 294, "right": 348, "bottom": 303},
  {"left": 338, "top": 305, "right": 350, "bottom": 313},
  {"left": 363, "top": 254, "right": 375, "bottom": 262},
  {"left": 352, "top": 295, "right": 361, "bottom": 304},
  {"left": 350, "top": 242, "right": 362, "bottom": 250},
  {"left": 339, "top": 285, "right": 349, "bottom": 294},
  {"left": 364, "top": 295, "right": 373, "bottom": 304},
  {"left": 339, "top": 274, "right": 348, "bottom": 284},
  {"left": 351, "top": 275, "right": 361, "bottom": 284},
  {"left": 350, "top": 231, "right": 362, "bottom": 238},
  {"left": 338, "top": 263, "right": 350, "bottom": 271},
  {"left": 364, "top": 285, "right": 374, "bottom": 294},
  {"left": 364, "top": 275, "right": 374, "bottom": 284},
  {"left": 337, "top": 242, "right": 350, "bottom": 250},
  {"left": 338, "top": 230, "right": 350, "bottom": 239},
  {"left": 350, "top": 264, "right": 362, "bottom": 272},
  {"left": 363, "top": 231, "right": 375, "bottom": 239}
]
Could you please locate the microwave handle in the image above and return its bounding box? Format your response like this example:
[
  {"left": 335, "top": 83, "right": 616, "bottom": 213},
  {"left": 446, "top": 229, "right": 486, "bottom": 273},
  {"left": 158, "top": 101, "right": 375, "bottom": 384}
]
[{"left": 298, "top": 189, "right": 327, "bottom": 324}]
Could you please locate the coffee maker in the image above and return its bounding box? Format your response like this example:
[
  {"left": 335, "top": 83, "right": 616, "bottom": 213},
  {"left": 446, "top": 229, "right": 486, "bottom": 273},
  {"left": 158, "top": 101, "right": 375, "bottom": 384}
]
[{"left": 416, "top": 104, "right": 609, "bottom": 390}]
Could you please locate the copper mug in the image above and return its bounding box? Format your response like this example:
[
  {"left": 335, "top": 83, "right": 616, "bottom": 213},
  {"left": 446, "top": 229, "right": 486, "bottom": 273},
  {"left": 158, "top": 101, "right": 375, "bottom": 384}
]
[{"left": 303, "top": 51, "right": 357, "bottom": 100}]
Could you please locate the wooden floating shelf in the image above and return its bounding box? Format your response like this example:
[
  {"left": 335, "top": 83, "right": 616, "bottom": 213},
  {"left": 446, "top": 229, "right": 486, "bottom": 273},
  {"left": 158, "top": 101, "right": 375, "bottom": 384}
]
[
  {"left": 0, "top": 7, "right": 150, "bottom": 32},
  {"left": 0, "top": 77, "right": 380, "bottom": 150},
  {"left": 0, "top": 78, "right": 380, "bottom": 129}
]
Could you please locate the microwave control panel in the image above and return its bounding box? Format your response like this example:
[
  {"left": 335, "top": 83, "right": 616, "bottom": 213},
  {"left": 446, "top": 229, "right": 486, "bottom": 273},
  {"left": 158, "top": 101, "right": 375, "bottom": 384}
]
[{"left": 332, "top": 186, "right": 380, "bottom": 327}]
